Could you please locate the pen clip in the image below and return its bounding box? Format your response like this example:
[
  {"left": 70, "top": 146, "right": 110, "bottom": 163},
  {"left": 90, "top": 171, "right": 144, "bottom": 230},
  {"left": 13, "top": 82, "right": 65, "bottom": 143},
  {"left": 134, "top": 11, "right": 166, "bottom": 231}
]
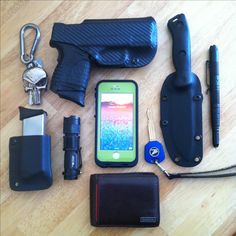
[{"left": 205, "top": 60, "right": 210, "bottom": 94}]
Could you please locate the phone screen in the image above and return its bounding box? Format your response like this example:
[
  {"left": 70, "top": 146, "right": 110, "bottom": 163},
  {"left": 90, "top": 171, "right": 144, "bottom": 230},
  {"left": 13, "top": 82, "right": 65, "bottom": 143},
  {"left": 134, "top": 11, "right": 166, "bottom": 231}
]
[
  {"left": 96, "top": 81, "right": 137, "bottom": 164},
  {"left": 100, "top": 93, "right": 134, "bottom": 151}
]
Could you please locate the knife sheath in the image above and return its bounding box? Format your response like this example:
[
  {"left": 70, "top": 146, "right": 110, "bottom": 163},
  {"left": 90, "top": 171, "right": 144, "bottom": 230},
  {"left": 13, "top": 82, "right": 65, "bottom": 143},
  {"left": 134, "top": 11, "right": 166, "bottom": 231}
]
[{"left": 160, "top": 14, "right": 203, "bottom": 167}]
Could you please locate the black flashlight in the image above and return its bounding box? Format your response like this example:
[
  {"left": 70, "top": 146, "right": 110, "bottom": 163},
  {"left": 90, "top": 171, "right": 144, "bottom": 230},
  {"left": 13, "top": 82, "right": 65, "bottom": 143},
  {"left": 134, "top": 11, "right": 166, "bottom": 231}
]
[{"left": 63, "top": 116, "right": 82, "bottom": 180}]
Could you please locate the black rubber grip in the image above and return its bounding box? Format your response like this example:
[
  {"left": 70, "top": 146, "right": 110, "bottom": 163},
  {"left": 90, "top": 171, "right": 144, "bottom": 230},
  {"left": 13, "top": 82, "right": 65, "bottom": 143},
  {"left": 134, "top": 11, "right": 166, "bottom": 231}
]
[
  {"left": 50, "top": 43, "right": 91, "bottom": 106},
  {"left": 168, "top": 14, "right": 192, "bottom": 87}
]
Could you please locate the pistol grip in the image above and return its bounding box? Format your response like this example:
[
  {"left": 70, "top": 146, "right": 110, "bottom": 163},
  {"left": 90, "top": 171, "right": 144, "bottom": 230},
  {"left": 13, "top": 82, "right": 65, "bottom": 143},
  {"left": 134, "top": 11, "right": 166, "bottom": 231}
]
[{"left": 50, "top": 43, "right": 91, "bottom": 106}]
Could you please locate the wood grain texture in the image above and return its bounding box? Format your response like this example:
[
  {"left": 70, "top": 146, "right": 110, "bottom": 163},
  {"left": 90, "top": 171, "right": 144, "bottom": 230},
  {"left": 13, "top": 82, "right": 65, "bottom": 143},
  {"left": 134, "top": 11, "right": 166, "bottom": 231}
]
[{"left": 1, "top": 1, "right": 236, "bottom": 236}]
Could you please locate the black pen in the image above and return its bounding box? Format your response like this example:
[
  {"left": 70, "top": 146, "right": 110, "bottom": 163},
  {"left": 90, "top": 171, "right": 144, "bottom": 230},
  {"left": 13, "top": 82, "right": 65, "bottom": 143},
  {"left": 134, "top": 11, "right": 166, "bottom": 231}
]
[{"left": 207, "top": 45, "right": 220, "bottom": 147}]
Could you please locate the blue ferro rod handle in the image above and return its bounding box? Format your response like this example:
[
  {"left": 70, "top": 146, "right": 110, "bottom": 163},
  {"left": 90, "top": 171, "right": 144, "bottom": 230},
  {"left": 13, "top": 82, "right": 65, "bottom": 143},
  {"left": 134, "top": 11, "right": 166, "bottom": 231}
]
[{"left": 209, "top": 45, "right": 220, "bottom": 147}]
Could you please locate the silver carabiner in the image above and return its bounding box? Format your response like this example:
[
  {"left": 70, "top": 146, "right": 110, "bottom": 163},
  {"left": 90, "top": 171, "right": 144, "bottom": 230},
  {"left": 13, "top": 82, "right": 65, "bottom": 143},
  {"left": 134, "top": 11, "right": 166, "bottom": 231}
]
[{"left": 20, "top": 23, "right": 41, "bottom": 64}]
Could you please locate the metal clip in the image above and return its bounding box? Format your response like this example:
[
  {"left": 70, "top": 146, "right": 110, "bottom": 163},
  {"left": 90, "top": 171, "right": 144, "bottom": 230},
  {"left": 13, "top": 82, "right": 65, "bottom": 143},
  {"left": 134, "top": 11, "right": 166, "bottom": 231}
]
[
  {"left": 20, "top": 23, "right": 41, "bottom": 64},
  {"left": 205, "top": 60, "right": 210, "bottom": 94}
]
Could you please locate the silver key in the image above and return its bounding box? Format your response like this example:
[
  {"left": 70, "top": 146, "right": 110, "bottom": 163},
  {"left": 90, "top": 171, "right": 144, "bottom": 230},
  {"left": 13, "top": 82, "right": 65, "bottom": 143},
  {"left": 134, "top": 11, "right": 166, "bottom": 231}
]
[
  {"left": 146, "top": 108, "right": 157, "bottom": 141},
  {"left": 22, "top": 61, "right": 48, "bottom": 105}
]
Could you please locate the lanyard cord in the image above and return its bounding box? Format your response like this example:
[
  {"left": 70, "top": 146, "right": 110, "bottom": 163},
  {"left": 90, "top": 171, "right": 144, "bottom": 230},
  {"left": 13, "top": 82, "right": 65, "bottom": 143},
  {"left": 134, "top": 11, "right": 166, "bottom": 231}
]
[{"left": 155, "top": 161, "right": 236, "bottom": 179}]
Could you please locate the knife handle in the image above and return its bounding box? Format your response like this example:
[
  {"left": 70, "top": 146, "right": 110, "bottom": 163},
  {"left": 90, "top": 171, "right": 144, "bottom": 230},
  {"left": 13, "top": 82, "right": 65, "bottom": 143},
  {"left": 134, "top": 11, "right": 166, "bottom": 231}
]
[{"left": 168, "top": 14, "right": 192, "bottom": 86}]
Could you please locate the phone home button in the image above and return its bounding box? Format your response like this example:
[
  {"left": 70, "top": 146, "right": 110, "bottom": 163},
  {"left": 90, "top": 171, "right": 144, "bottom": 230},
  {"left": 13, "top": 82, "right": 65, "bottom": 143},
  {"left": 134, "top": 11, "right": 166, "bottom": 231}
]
[{"left": 112, "top": 152, "right": 120, "bottom": 159}]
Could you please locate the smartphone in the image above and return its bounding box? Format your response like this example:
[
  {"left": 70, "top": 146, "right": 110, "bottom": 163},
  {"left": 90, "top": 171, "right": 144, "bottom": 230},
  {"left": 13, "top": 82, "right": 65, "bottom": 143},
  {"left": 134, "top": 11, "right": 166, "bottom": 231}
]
[{"left": 95, "top": 80, "right": 138, "bottom": 167}]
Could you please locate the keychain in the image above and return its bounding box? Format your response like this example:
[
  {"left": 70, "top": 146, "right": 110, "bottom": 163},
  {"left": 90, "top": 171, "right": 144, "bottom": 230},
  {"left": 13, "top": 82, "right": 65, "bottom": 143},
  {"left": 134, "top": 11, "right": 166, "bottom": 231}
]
[
  {"left": 144, "top": 108, "right": 236, "bottom": 179},
  {"left": 20, "top": 23, "right": 48, "bottom": 105}
]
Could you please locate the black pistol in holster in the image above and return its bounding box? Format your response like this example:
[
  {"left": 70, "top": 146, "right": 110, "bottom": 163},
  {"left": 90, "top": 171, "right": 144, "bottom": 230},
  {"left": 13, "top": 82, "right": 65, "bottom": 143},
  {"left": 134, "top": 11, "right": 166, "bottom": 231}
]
[{"left": 50, "top": 17, "right": 157, "bottom": 106}]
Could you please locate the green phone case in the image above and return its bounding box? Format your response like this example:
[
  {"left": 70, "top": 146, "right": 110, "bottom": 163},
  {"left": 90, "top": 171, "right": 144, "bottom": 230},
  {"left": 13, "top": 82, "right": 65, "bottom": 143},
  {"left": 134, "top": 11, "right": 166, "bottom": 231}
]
[{"left": 95, "top": 80, "right": 138, "bottom": 167}]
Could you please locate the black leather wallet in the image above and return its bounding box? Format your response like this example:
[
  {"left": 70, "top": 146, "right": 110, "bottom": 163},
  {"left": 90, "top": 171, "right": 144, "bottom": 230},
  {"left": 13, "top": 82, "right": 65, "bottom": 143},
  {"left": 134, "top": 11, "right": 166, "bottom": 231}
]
[{"left": 90, "top": 173, "right": 160, "bottom": 227}]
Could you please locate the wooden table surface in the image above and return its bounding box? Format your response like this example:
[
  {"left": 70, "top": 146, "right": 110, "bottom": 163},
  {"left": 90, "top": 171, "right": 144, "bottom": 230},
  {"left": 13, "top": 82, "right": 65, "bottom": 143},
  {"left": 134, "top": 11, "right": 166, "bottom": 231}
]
[{"left": 1, "top": 1, "right": 236, "bottom": 236}]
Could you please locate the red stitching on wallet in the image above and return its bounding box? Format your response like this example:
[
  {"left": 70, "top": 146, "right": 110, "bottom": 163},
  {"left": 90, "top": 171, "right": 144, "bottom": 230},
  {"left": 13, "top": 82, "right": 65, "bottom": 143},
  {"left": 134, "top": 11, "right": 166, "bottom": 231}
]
[{"left": 96, "top": 184, "right": 99, "bottom": 223}]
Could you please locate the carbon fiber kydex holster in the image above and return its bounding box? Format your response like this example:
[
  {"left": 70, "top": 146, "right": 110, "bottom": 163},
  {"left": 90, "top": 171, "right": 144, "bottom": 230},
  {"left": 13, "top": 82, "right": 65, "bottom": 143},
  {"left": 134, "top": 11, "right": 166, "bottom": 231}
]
[{"left": 50, "top": 17, "right": 157, "bottom": 106}]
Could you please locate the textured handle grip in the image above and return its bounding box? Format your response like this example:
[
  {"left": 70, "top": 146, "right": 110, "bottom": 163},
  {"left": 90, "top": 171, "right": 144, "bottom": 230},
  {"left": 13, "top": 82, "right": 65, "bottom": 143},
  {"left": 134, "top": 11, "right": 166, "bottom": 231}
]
[
  {"left": 210, "top": 45, "right": 220, "bottom": 110},
  {"left": 50, "top": 43, "right": 91, "bottom": 106},
  {"left": 209, "top": 45, "right": 220, "bottom": 147},
  {"left": 168, "top": 14, "right": 192, "bottom": 86}
]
